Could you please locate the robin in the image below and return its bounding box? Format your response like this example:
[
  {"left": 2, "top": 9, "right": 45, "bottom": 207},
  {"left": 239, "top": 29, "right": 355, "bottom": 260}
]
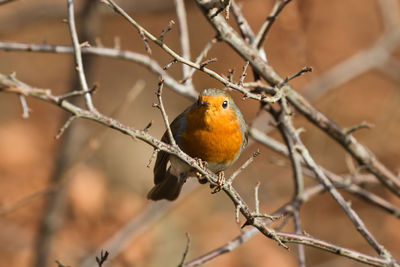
[{"left": 147, "top": 88, "right": 247, "bottom": 201}]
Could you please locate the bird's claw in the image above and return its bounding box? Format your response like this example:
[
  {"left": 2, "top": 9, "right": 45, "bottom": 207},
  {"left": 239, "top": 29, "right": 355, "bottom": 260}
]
[
  {"left": 195, "top": 158, "right": 208, "bottom": 184},
  {"left": 211, "top": 171, "right": 225, "bottom": 194}
]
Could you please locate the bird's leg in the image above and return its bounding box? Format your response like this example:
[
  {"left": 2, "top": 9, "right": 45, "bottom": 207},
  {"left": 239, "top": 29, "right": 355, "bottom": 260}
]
[
  {"left": 195, "top": 158, "right": 208, "bottom": 184},
  {"left": 211, "top": 171, "right": 225, "bottom": 194}
]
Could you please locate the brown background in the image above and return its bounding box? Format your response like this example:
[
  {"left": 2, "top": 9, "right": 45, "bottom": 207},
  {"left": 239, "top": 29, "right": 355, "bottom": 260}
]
[{"left": 0, "top": 0, "right": 400, "bottom": 266}]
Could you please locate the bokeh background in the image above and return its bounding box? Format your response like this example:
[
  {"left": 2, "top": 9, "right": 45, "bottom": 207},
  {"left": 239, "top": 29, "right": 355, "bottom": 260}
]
[{"left": 0, "top": 0, "right": 400, "bottom": 266}]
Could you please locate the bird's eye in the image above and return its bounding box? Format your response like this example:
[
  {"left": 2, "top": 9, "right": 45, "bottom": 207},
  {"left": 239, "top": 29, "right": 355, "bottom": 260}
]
[{"left": 222, "top": 100, "right": 228, "bottom": 109}]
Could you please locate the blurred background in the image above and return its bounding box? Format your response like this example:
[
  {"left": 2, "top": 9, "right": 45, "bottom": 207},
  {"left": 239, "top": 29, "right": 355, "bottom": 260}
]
[{"left": 0, "top": 0, "right": 400, "bottom": 266}]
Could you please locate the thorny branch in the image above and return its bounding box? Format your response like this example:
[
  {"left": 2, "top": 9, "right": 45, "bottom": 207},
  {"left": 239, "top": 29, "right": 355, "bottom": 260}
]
[
  {"left": 183, "top": 183, "right": 390, "bottom": 267},
  {"left": 1, "top": 72, "right": 397, "bottom": 266},
  {"left": 1, "top": 0, "right": 400, "bottom": 266},
  {"left": 0, "top": 74, "right": 287, "bottom": 252},
  {"left": 103, "top": 0, "right": 284, "bottom": 104},
  {"left": 194, "top": 0, "right": 400, "bottom": 198}
]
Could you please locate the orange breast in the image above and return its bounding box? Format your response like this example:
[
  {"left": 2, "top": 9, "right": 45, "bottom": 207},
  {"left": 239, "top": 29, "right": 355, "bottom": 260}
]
[{"left": 180, "top": 106, "right": 243, "bottom": 169}]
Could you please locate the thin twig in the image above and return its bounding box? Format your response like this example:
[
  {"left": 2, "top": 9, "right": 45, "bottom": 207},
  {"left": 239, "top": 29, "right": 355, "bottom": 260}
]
[
  {"left": 254, "top": 0, "right": 292, "bottom": 49},
  {"left": 182, "top": 37, "right": 217, "bottom": 83},
  {"left": 184, "top": 183, "right": 389, "bottom": 267},
  {"left": 104, "top": 0, "right": 282, "bottom": 104},
  {"left": 163, "top": 58, "right": 178, "bottom": 70},
  {"left": 55, "top": 115, "right": 78, "bottom": 140},
  {"left": 235, "top": 204, "right": 240, "bottom": 224},
  {"left": 0, "top": 77, "right": 145, "bottom": 218},
  {"left": 279, "top": 66, "right": 313, "bottom": 87},
  {"left": 147, "top": 148, "right": 159, "bottom": 168},
  {"left": 274, "top": 107, "right": 395, "bottom": 261},
  {"left": 0, "top": 187, "right": 54, "bottom": 216},
  {"left": 18, "top": 94, "right": 30, "bottom": 118},
  {"left": 143, "top": 120, "right": 153, "bottom": 132},
  {"left": 67, "top": 0, "right": 96, "bottom": 111},
  {"left": 302, "top": 29, "right": 400, "bottom": 101},
  {"left": 195, "top": 0, "right": 400, "bottom": 198},
  {"left": 178, "top": 233, "right": 191, "bottom": 267},
  {"left": 1, "top": 74, "right": 290, "bottom": 253},
  {"left": 227, "top": 69, "right": 234, "bottom": 83},
  {"left": 55, "top": 260, "right": 70, "bottom": 267},
  {"left": 80, "top": 185, "right": 198, "bottom": 267},
  {"left": 238, "top": 61, "right": 249, "bottom": 86},
  {"left": 344, "top": 121, "right": 373, "bottom": 135},
  {"left": 199, "top": 57, "right": 217, "bottom": 69},
  {"left": 2, "top": 74, "right": 397, "bottom": 267},
  {"left": 139, "top": 29, "right": 152, "bottom": 54},
  {"left": 254, "top": 181, "right": 261, "bottom": 213},
  {"left": 293, "top": 210, "right": 306, "bottom": 267},
  {"left": 174, "top": 0, "right": 191, "bottom": 83},
  {"left": 159, "top": 20, "right": 175, "bottom": 41},
  {"left": 225, "top": 0, "right": 232, "bottom": 19},
  {"left": 58, "top": 83, "right": 97, "bottom": 101},
  {"left": 278, "top": 98, "right": 304, "bottom": 197},
  {"left": 95, "top": 250, "right": 109, "bottom": 267},
  {"left": 249, "top": 127, "right": 400, "bottom": 217},
  {"left": 0, "top": 41, "right": 197, "bottom": 99},
  {"left": 155, "top": 78, "right": 176, "bottom": 146},
  {"left": 228, "top": 150, "right": 259, "bottom": 183}
]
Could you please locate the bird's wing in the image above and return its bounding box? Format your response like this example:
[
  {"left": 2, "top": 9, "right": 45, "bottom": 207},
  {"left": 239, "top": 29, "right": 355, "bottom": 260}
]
[{"left": 153, "top": 109, "right": 188, "bottom": 184}]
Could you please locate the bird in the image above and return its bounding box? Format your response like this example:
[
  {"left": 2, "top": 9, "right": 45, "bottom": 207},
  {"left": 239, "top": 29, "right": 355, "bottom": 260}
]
[{"left": 147, "top": 88, "right": 247, "bottom": 201}]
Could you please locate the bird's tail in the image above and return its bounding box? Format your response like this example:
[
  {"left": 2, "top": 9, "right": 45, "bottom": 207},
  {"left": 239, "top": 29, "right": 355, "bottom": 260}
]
[{"left": 147, "top": 171, "right": 183, "bottom": 201}]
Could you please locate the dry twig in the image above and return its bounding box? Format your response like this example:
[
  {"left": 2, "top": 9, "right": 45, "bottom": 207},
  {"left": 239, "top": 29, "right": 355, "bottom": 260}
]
[{"left": 67, "top": 0, "right": 96, "bottom": 111}]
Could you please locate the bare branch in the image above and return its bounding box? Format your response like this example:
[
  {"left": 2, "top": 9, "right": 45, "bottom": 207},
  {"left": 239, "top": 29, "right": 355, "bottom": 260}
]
[
  {"left": 278, "top": 98, "right": 304, "bottom": 197},
  {"left": 55, "top": 260, "right": 70, "bottom": 267},
  {"left": 18, "top": 94, "right": 30, "bottom": 118},
  {"left": 275, "top": 111, "right": 394, "bottom": 261},
  {"left": 159, "top": 20, "right": 175, "bottom": 41},
  {"left": 254, "top": 0, "right": 292, "bottom": 49},
  {"left": 249, "top": 127, "right": 400, "bottom": 217},
  {"left": 182, "top": 37, "right": 217, "bottom": 84},
  {"left": 104, "top": 0, "right": 281, "bottom": 104},
  {"left": 228, "top": 150, "right": 259, "bottom": 183},
  {"left": 0, "top": 74, "right": 291, "bottom": 252},
  {"left": 377, "top": 0, "right": 400, "bottom": 32},
  {"left": 293, "top": 210, "right": 306, "bottom": 267},
  {"left": 225, "top": 0, "right": 232, "bottom": 19},
  {"left": 195, "top": 0, "right": 400, "bottom": 197},
  {"left": 95, "top": 250, "right": 109, "bottom": 267},
  {"left": 139, "top": 29, "right": 152, "bottom": 54},
  {"left": 199, "top": 57, "right": 217, "bottom": 69},
  {"left": 55, "top": 115, "right": 78, "bottom": 140},
  {"left": 0, "top": 41, "right": 197, "bottom": 99},
  {"left": 174, "top": 0, "right": 191, "bottom": 82},
  {"left": 254, "top": 181, "right": 261, "bottom": 213},
  {"left": 344, "top": 121, "right": 374, "bottom": 135},
  {"left": 0, "top": 187, "right": 54, "bottom": 216},
  {"left": 155, "top": 78, "right": 176, "bottom": 146},
  {"left": 163, "top": 58, "right": 178, "bottom": 70},
  {"left": 58, "top": 83, "right": 98, "bottom": 101},
  {"left": 178, "top": 233, "right": 191, "bottom": 267},
  {"left": 184, "top": 184, "right": 390, "bottom": 267},
  {"left": 67, "top": 0, "right": 96, "bottom": 111},
  {"left": 303, "top": 30, "right": 400, "bottom": 101},
  {"left": 378, "top": 58, "right": 400, "bottom": 84},
  {"left": 280, "top": 66, "right": 312, "bottom": 87},
  {"left": 238, "top": 61, "right": 249, "bottom": 86}
]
